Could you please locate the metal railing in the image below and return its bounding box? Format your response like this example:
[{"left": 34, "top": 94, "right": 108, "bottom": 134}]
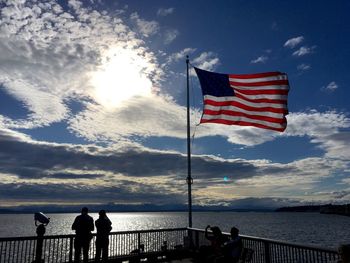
[
  {"left": 0, "top": 228, "right": 188, "bottom": 263},
  {"left": 0, "top": 227, "right": 341, "bottom": 263},
  {"left": 188, "top": 227, "right": 340, "bottom": 263}
]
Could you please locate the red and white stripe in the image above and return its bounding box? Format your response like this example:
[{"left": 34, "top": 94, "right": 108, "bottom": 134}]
[{"left": 201, "top": 72, "right": 290, "bottom": 132}]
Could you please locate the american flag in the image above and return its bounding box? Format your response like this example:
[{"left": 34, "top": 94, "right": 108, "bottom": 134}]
[{"left": 194, "top": 67, "right": 290, "bottom": 132}]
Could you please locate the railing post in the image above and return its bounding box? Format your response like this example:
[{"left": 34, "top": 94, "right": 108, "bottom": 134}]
[
  {"left": 138, "top": 232, "right": 141, "bottom": 248},
  {"left": 264, "top": 240, "right": 271, "bottom": 263},
  {"left": 69, "top": 236, "right": 74, "bottom": 263},
  {"left": 195, "top": 231, "right": 199, "bottom": 249}
]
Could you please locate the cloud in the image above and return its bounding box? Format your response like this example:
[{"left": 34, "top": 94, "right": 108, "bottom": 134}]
[
  {"left": 292, "top": 46, "right": 316, "bottom": 57},
  {"left": 0, "top": 0, "right": 164, "bottom": 131},
  {"left": 250, "top": 55, "right": 268, "bottom": 64},
  {"left": 1, "top": 120, "right": 350, "bottom": 206},
  {"left": 130, "top": 12, "right": 159, "bottom": 37},
  {"left": 0, "top": 127, "right": 263, "bottom": 182},
  {"left": 1, "top": 1, "right": 350, "bottom": 208},
  {"left": 297, "top": 63, "right": 311, "bottom": 71},
  {"left": 0, "top": 181, "right": 186, "bottom": 205},
  {"left": 0, "top": 1, "right": 209, "bottom": 147},
  {"left": 166, "top": 48, "right": 196, "bottom": 63},
  {"left": 285, "top": 110, "right": 350, "bottom": 160},
  {"left": 195, "top": 110, "right": 350, "bottom": 160},
  {"left": 321, "top": 81, "right": 338, "bottom": 92},
  {"left": 284, "top": 36, "right": 304, "bottom": 48},
  {"left": 68, "top": 96, "right": 190, "bottom": 141},
  {"left": 312, "top": 132, "right": 350, "bottom": 160},
  {"left": 286, "top": 110, "right": 350, "bottom": 138},
  {"left": 164, "top": 29, "right": 179, "bottom": 44},
  {"left": 192, "top": 52, "right": 220, "bottom": 71},
  {"left": 157, "top": 8, "right": 174, "bottom": 17}
]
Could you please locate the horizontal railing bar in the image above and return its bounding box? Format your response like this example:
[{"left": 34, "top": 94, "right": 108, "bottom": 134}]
[{"left": 0, "top": 227, "right": 188, "bottom": 241}]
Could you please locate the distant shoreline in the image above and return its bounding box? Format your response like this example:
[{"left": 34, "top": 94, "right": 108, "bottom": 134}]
[{"left": 275, "top": 204, "right": 350, "bottom": 217}]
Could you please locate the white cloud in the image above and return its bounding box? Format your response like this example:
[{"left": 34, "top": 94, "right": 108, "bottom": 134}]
[
  {"left": 130, "top": 12, "right": 159, "bottom": 37},
  {"left": 285, "top": 110, "right": 350, "bottom": 160},
  {"left": 0, "top": 0, "right": 163, "bottom": 130},
  {"left": 164, "top": 29, "right": 179, "bottom": 44},
  {"left": 293, "top": 46, "right": 316, "bottom": 57},
  {"left": 312, "top": 132, "right": 350, "bottom": 160},
  {"left": 68, "top": 96, "right": 190, "bottom": 142},
  {"left": 192, "top": 52, "right": 220, "bottom": 71},
  {"left": 284, "top": 36, "right": 304, "bottom": 48},
  {"left": 250, "top": 55, "right": 268, "bottom": 64},
  {"left": 297, "top": 63, "right": 311, "bottom": 71},
  {"left": 286, "top": 110, "right": 349, "bottom": 138},
  {"left": 322, "top": 81, "right": 338, "bottom": 92},
  {"left": 196, "top": 110, "right": 350, "bottom": 163},
  {"left": 167, "top": 48, "right": 196, "bottom": 63},
  {"left": 157, "top": 8, "right": 174, "bottom": 17},
  {"left": 193, "top": 110, "right": 350, "bottom": 161}
]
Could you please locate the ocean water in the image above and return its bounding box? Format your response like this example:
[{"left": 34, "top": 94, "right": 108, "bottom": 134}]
[{"left": 0, "top": 212, "right": 349, "bottom": 249}]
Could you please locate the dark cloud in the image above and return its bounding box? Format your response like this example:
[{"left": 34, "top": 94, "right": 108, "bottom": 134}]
[
  {"left": 47, "top": 173, "right": 103, "bottom": 179},
  {"left": 0, "top": 181, "right": 186, "bottom": 205},
  {"left": 0, "top": 129, "right": 315, "bottom": 207},
  {"left": 0, "top": 129, "right": 266, "bottom": 181}
]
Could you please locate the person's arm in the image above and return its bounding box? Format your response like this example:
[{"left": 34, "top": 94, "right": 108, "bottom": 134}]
[
  {"left": 108, "top": 218, "right": 112, "bottom": 232},
  {"left": 89, "top": 217, "right": 94, "bottom": 232},
  {"left": 72, "top": 217, "right": 78, "bottom": 231},
  {"left": 205, "top": 225, "right": 211, "bottom": 239}
]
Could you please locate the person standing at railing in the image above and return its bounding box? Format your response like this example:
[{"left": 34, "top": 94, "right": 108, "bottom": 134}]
[
  {"left": 95, "top": 210, "right": 112, "bottom": 262},
  {"left": 72, "top": 207, "right": 94, "bottom": 263},
  {"left": 222, "top": 227, "right": 242, "bottom": 263}
]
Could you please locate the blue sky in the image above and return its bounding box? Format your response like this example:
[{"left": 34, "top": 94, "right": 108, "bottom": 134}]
[{"left": 0, "top": 0, "right": 349, "bottom": 209}]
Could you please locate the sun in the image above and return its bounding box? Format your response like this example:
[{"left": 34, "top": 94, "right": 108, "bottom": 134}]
[{"left": 90, "top": 47, "right": 153, "bottom": 109}]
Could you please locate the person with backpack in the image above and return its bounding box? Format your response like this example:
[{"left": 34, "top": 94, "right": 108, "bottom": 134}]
[{"left": 94, "top": 210, "right": 112, "bottom": 262}]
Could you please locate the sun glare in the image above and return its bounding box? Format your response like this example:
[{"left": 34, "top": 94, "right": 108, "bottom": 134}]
[{"left": 90, "top": 48, "right": 153, "bottom": 109}]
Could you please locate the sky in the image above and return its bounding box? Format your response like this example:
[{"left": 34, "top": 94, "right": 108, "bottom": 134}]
[{"left": 0, "top": 0, "right": 350, "bottom": 210}]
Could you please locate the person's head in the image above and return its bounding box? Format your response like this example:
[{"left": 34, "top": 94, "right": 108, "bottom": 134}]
[
  {"left": 81, "top": 207, "right": 88, "bottom": 215},
  {"left": 99, "top": 209, "right": 106, "bottom": 217},
  {"left": 210, "top": 226, "right": 222, "bottom": 238},
  {"left": 338, "top": 244, "right": 350, "bottom": 263},
  {"left": 230, "top": 227, "right": 239, "bottom": 238}
]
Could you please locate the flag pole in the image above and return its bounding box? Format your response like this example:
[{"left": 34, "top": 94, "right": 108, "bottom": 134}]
[{"left": 186, "top": 56, "right": 193, "bottom": 227}]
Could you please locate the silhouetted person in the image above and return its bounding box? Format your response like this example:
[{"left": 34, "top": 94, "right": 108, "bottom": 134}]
[
  {"left": 223, "top": 227, "right": 242, "bottom": 263},
  {"left": 95, "top": 210, "right": 112, "bottom": 262},
  {"left": 196, "top": 225, "right": 227, "bottom": 263},
  {"left": 72, "top": 207, "right": 94, "bottom": 263}
]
